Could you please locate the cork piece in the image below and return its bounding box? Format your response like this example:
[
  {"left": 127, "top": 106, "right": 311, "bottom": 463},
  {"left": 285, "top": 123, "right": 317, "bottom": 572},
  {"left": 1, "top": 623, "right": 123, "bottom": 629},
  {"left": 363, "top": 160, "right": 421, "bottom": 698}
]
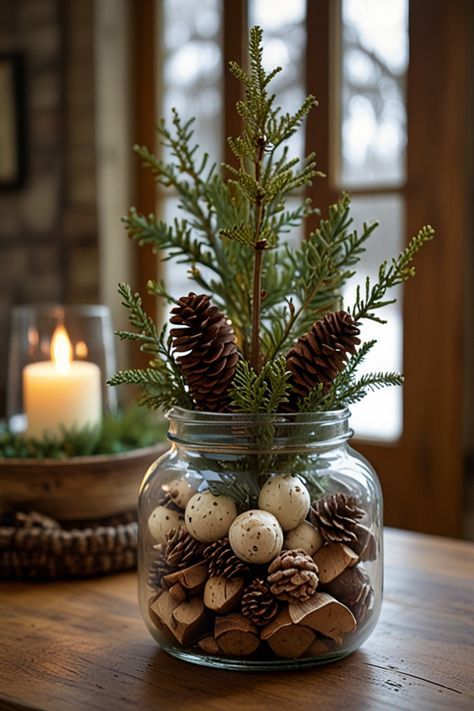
[
  {"left": 168, "top": 583, "right": 187, "bottom": 602},
  {"left": 171, "top": 597, "right": 209, "bottom": 646},
  {"left": 260, "top": 607, "right": 293, "bottom": 640},
  {"left": 148, "top": 591, "right": 180, "bottom": 638},
  {"left": 198, "top": 636, "right": 220, "bottom": 655},
  {"left": 313, "top": 542, "right": 358, "bottom": 583},
  {"left": 289, "top": 592, "right": 356, "bottom": 643},
  {"left": 203, "top": 575, "right": 245, "bottom": 614},
  {"left": 215, "top": 613, "right": 260, "bottom": 657},
  {"left": 162, "top": 562, "right": 208, "bottom": 594},
  {"left": 306, "top": 637, "right": 335, "bottom": 656},
  {"left": 148, "top": 591, "right": 209, "bottom": 646},
  {"left": 266, "top": 624, "right": 316, "bottom": 659}
]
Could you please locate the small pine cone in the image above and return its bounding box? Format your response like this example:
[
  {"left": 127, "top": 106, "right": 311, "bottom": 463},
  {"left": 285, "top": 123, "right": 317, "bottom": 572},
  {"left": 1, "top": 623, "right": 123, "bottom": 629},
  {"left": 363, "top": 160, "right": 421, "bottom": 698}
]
[
  {"left": 324, "top": 566, "right": 374, "bottom": 623},
  {"left": 164, "top": 526, "right": 205, "bottom": 568},
  {"left": 286, "top": 311, "right": 360, "bottom": 399},
  {"left": 267, "top": 548, "right": 319, "bottom": 602},
  {"left": 148, "top": 546, "right": 174, "bottom": 590},
  {"left": 241, "top": 578, "right": 278, "bottom": 626},
  {"left": 203, "top": 537, "right": 250, "bottom": 579},
  {"left": 310, "top": 493, "right": 365, "bottom": 545},
  {"left": 170, "top": 293, "right": 239, "bottom": 412}
]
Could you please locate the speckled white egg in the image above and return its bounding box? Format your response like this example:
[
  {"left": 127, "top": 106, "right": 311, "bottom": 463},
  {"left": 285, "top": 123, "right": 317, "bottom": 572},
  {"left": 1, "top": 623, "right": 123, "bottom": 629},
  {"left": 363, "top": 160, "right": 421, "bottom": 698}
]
[
  {"left": 166, "top": 478, "right": 198, "bottom": 510},
  {"left": 258, "top": 474, "right": 311, "bottom": 531},
  {"left": 228, "top": 510, "right": 284, "bottom": 564},
  {"left": 283, "top": 520, "right": 323, "bottom": 555},
  {"left": 185, "top": 491, "right": 238, "bottom": 543},
  {"left": 148, "top": 506, "right": 184, "bottom": 545}
]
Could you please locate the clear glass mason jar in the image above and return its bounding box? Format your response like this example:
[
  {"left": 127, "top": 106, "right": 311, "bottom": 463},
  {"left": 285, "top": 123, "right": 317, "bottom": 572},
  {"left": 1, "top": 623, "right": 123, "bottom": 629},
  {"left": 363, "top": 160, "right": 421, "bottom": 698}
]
[{"left": 138, "top": 407, "right": 383, "bottom": 671}]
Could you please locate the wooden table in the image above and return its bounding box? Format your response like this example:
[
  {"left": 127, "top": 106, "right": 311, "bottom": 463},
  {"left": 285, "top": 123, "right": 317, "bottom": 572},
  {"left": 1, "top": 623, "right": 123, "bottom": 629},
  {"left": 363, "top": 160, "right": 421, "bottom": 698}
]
[{"left": 0, "top": 528, "right": 473, "bottom": 711}]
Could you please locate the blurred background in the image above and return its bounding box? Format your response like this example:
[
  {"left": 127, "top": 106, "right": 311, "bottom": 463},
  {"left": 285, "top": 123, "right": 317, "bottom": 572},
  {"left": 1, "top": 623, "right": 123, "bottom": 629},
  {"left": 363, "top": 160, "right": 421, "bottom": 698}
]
[{"left": 0, "top": 0, "right": 472, "bottom": 538}]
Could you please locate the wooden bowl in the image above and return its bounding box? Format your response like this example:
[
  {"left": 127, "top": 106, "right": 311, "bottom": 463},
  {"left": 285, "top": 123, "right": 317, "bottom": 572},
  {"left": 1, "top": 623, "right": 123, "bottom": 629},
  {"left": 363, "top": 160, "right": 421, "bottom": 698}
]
[{"left": 0, "top": 444, "right": 167, "bottom": 522}]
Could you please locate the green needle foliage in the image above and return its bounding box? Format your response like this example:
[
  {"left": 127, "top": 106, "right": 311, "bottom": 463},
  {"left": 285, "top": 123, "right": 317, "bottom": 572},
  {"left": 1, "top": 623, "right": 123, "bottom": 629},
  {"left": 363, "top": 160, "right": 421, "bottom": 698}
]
[
  {"left": 112, "top": 26, "right": 434, "bottom": 416},
  {"left": 0, "top": 407, "right": 166, "bottom": 460}
]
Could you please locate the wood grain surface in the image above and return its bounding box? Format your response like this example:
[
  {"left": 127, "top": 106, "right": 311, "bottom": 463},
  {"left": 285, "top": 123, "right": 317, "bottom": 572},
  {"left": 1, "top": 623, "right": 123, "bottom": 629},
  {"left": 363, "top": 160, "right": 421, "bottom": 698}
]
[{"left": 0, "top": 529, "right": 472, "bottom": 711}]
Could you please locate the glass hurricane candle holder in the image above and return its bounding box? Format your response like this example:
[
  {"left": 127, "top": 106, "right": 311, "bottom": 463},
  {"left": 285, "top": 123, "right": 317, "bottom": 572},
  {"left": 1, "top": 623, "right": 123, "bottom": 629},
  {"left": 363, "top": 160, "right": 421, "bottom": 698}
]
[{"left": 7, "top": 304, "right": 117, "bottom": 437}]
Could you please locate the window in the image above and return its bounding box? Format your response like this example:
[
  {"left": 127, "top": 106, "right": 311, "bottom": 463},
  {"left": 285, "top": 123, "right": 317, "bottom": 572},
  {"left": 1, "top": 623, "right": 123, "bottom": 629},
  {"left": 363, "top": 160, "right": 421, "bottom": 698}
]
[{"left": 136, "top": 0, "right": 468, "bottom": 535}]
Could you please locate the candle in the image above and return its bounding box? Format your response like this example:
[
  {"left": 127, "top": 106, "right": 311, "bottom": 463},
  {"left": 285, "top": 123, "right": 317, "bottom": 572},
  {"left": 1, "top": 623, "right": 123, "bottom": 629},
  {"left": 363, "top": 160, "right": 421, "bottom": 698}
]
[{"left": 23, "top": 325, "right": 102, "bottom": 438}]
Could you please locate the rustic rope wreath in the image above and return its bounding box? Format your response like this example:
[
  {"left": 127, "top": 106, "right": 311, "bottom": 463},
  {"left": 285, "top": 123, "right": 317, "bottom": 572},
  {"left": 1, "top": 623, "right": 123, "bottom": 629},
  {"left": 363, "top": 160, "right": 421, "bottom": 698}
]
[{"left": 0, "top": 511, "right": 138, "bottom": 580}]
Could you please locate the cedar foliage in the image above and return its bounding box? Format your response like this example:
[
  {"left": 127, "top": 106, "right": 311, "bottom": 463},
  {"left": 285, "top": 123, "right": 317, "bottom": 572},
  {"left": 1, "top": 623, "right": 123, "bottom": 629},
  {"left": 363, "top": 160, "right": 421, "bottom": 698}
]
[{"left": 110, "top": 26, "right": 433, "bottom": 414}]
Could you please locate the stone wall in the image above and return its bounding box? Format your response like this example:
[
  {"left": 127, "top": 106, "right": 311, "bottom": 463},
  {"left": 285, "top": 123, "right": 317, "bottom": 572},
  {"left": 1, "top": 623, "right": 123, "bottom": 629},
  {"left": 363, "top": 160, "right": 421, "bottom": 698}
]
[{"left": 0, "top": 0, "right": 98, "bottom": 415}]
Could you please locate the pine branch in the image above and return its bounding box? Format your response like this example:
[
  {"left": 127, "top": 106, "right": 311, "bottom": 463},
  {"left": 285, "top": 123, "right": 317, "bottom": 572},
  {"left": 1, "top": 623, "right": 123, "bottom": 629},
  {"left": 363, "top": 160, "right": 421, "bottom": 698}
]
[
  {"left": 123, "top": 210, "right": 220, "bottom": 275},
  {"left": 230, "top": 356, "right": 291, "bottom": 414},
  {"left": 115, "top": 283, "right": 160, "bottom": 355},
  {"left": 332, "top": 372, "right": 404, "bottom": 407},
  {"left": 350, "top": 225, "right": 435, "bottom": 323}
]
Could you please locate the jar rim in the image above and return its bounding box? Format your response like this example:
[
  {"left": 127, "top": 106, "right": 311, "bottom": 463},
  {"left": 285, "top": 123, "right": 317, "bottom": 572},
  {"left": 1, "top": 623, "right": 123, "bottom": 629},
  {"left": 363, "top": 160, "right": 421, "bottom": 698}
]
[{"left": 167, "top": 405, "right": 351, "bottom": 425}]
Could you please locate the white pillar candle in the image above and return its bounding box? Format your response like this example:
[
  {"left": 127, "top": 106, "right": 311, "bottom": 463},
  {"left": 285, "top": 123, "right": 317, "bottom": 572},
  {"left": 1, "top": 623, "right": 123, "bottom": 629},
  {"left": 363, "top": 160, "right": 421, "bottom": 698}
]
[{"left": 23, "top": 325, "right": 102, "bottom": 438}]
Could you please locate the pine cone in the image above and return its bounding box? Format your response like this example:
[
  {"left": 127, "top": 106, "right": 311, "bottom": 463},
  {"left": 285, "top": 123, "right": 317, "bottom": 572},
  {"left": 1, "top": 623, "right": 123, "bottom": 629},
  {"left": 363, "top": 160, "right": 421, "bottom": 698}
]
[
  {"left": 310, "top": 493, "right": 365, "bottom": 545},
  {"left": 148, "top": 546, "right": 175, "bottom": 590},
  {"left": 267, "top": 548, "right": 319, "bottom": 602},
  {"left": 241, "top": 578, "right": 278, "bottom": 626},
  {"left": 324, "top": 566, "right": 374, "bottom": 623},
  {"left": 170, "top": 293, "right": 239, "bottom": 412},
  {"left": 203, "top": 537, "right": 250, "bottom": 579},
  {"left": 164, "top": 526, "right": 205, "bottom": 568},
  {"left": 286, "top": 311, "right": 360, "bottom": 399}
]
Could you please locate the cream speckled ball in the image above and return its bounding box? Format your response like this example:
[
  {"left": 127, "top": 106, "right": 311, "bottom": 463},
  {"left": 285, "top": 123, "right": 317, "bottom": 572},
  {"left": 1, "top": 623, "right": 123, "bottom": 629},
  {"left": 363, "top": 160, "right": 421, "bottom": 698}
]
[
  {"left": 283, "top": 520, "right": 323, "bottom": 555},
  {"left": 258, "top": 474, "right": 311, "bottom": 531},
  {"left": 148, "top": 506, "right": 184, "bottom": 545},
  {"left": 228, "top": 510, "right": 283, "bottom": 564},
  {"left": 185, "top": 491, "right": 237, "bottom": 543},
  {"left": 166, "top": 478, "right": 198, "bottom": 510}
]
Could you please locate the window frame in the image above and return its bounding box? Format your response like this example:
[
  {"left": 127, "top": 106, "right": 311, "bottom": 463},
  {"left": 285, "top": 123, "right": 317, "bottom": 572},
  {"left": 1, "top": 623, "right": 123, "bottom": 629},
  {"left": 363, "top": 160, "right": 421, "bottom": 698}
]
[{"left": 133, "top": 0, "right": 469, "bottom": 536}]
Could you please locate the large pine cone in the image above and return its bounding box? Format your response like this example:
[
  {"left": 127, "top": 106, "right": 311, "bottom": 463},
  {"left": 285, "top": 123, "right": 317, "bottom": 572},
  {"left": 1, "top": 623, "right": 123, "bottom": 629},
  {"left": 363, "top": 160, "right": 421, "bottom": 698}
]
[
  {"left": 164, "top": 527, "right": 205, "bottom": 568},
  {"left": 241, "top": 578, "right": 278, "bottom": 626},
  {"left": 324, "top": 566, "right": 374, "bottom": 623},
  {"left": 203, "top": 537, "right": 250, "bottom": 579},
  {"left": 311, "top": 493, "right": 365, "bottom": 545},
  {"left": 170, "top": 293, "right": 239, "bottom": 412},
  {"left": 286, "top": 311, "right": 360, "bottom": 399},
  {"left": 267, "top": 548, "right": 319, "bottom": 602}
]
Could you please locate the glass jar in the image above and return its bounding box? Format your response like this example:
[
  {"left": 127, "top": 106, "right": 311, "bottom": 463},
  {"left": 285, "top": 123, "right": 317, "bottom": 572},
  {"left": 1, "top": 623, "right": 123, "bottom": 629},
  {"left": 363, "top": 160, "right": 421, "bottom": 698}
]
[{"left": 138, "top": 407, "right": 383, "bottom": 670}]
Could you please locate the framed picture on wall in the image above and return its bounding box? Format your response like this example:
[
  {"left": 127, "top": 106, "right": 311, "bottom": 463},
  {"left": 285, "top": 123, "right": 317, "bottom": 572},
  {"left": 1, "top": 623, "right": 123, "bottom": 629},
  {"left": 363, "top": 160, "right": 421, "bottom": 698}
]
[{"left": 0, "top": 54, "right": 26, "bottom": 189}]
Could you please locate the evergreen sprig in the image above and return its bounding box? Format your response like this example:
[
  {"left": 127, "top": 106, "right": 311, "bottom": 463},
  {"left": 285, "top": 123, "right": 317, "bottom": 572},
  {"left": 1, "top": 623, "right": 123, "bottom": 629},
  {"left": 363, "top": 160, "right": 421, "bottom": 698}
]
[
  {"left": 110, "top": 284, "right": 192, "bottom": 410},
  {"left": 0, "top": 407, "right": 165, "bottom": 460},
  {"left": 112, "top": 25, "right": 433, "bottom": 418},
  {"left": 230, "top": 356, "right": 291, "bottom": 414},
  {"left": 350, "top": 225, "right": 435, "bottom": 324}
]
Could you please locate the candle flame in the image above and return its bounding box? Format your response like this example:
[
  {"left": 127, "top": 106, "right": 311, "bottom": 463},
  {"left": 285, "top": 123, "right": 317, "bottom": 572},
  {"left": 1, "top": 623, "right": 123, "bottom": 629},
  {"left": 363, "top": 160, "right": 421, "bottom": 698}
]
[
  {"left": 51, "top": 325, "right": 72, "bottom": 371},
  {"left": 75, "top": 340, "right": 88, "bottom": 358}
]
